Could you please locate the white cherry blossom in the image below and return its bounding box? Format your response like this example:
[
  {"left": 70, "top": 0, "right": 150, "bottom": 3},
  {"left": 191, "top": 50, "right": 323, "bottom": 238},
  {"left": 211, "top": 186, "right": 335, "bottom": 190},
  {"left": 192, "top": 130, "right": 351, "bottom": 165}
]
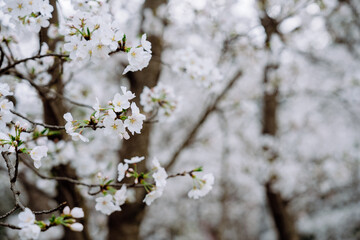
[
  {"left": 124, "top": 156, "right": 145, "bottom": 164},
  {"left": 30, "top": 146, "right": 48, "bottom": 169},
  {"left": 117, "top": 162, "right": 129, "bottom": 182},
  {"left": 188, "top": 173, "right": 215, "bottom": 199},
  {"left": 124, "top": 103, "right": 146, "bottom": 135},
  {"left": 95, "top": 194, "right": 120, "bottom": 215},
  {"left": 18, "top": 208, "right": 35, "bottom": 227}
]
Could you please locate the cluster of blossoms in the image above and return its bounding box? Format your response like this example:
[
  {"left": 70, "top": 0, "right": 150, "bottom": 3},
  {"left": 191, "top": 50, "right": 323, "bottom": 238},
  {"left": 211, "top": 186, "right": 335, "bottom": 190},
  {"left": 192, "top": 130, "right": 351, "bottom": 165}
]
[
  {"left": 94, "top": 156, "right": 169, "bottom": 215},
  {"left": 17, "top": 206, "right": 84, "bottom": 240},
  {"left": 140, "top": 83, "right": 179, "bottom": 120},
  {"left": 94, "top": 155, "right": 215, "bottom": 216},
  {"left": 0, "top": 120, "right": 48, "bottom": 169},
  {"left": 62, "top": 10, "right": 152, "bottom": 70},
  {"left": 95, "top": 181, "right": 127, "bottom": 215},
  {"left": 171, "top": 48, "right": 222, "bottom": 88},
  {"left": 0, "top": 85, "right": 48, "bottom": 169},
  {"left": 1, "top": 0, "right": 53, "bottom": 32},
  {"left": 143, "top": 158, "right": 168, "bottom": 206},
  {"left": 63, "top": 11, "right": 122, "bottom": 63},
  {"left": 63, "top": 87, "right": 146, "bottom": 142}
]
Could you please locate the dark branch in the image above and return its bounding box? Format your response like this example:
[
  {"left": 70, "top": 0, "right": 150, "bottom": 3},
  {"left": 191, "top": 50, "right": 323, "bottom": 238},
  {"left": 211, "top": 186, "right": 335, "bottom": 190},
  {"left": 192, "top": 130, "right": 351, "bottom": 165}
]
[
  {"left": 1, "top": 152, "right": 25, "bottom": 210},
  {"left": 0, "top": 53, "right": 69, "bottom": 75},
  {"left": 33, "top": 202, "right": 67, "bottom": 215},
  {"left": 0, "top": 206, "right": 19, "bottom": 219},
  {"left": 0, "top": 222, "right": 21, "bottom": 230},
  {"left": 165, "top": 70, "right": 243, "bottom": 170}
]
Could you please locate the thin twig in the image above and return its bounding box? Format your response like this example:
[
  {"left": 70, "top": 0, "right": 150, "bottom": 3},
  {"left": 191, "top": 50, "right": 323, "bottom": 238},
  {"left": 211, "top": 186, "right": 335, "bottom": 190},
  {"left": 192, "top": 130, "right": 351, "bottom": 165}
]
[
  {"left": 33, "top": 202, "right": 67, "bottom": 215},
  {"left": 0, "top": 222, "right": 21, "bottom": 230},
  {"left": 10, "top": 110, "right": 65, "bottom": 130},
  {"left": 48, "top": 90, "right": 94, "bottom": 110},
  {"left": 167, "top": 169, "right": 196, "bottom": 179},
  {"left": 19, "top": 154, "right": 140, "bottom": 189},
  {"left": 0, "top": 206, "right": 19, "bottom": 219}
]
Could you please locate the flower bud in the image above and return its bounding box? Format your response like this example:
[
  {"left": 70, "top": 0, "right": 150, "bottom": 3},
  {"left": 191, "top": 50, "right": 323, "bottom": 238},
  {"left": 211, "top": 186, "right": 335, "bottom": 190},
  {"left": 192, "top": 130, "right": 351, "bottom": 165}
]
[
  {"left": 70, "top": 208, "right": 84, "bottom": 218},
  {"left": 63, "top": 206, "right": 70, "bottom": 215},
  {"left": 21, "top": 123, "right": 29, "bottom": 131},
  {"left": 70, "top": 223, "right": 83, "bottom": 232}
]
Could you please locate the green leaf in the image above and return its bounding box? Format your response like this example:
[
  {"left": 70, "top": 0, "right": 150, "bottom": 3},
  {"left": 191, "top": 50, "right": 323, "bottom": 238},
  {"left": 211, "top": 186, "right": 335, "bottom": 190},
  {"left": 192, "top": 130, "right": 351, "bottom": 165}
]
[
  {"left": 41, "top": 128, "right": 49, "bottom": 135},
  {"left": 104, "top": 179, "right": 114, "bottom": 186},
  {"left": 193, "top": 166, "right": 203, "bottom": 172}
]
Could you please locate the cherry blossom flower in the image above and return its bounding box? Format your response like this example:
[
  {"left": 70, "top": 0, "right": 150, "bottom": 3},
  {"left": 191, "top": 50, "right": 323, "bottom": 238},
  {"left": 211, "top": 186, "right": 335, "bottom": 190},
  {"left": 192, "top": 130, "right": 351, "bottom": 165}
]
[
  {"left": 124, "top": 156, "right": 145, "bottom": 164},
  {"left": 0, "top": 110, "right": 12, "bottom": 130},
  {"left": 140, "top": 84, "right": 178, "bottom": 120},
  {"left": 0, "top": 83, "right": 13, "bottom": 97},
  {"left": 93, "top": 98, "right": 100, "bottom": 119},
  {"left": 117, "top": 162, "right": 129, "bottom": 182},
  {"left": 18, "top": 208, "right": 35, "bottom": 227},
  {"left": 188, "top": 173, "right": 215, "bottom": 199},
  {"left": 0, "top": 99, "right": 14, "bottom": 112},
  {"left": 103, "top": 110, "right": 129, "bottom": 140},
  {"left": 143, "top": 187, "right": 164, "bottom": 206},
  {"left": 112, "top": 93, "right": 131, "bottom": 112},
  {"left": 114, "top": 185, "right": 127, "bottom": 207},
  {"left": 123, "top": 47, "right": 152, "bottom": 74},
  {"left": 19, "top": 224, "right": 41, "bottom": 240},
  {"left": 141, "top": 33, "right": 152, "bottom": 53},
  {"left": 153, "top": 167, "right": 168, "bottom": 188},
  {"left": 30, "top": 146, "right": 48, "bottom": 169},
  {"left": 124, "top": 103, "right": 146, "bottom": 135},
  {"left": 95, "top": 194, "right": 120, "bottom": 215}
]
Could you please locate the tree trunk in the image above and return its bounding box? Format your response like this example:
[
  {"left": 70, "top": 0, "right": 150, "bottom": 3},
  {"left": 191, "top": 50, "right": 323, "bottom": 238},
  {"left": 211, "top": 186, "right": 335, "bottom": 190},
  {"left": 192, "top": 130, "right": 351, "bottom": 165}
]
[
  {"left": 265, "top": 183, "right": 298, "bottom": 240},
  {"left": 261, "top": 64, "right": 298, "bottom": 240},
  {"left": 107, "top": 1, "right": 166, "bottom": 239},
  {"left": 38, "top": 1, "right": 90, "bottom": 239}
]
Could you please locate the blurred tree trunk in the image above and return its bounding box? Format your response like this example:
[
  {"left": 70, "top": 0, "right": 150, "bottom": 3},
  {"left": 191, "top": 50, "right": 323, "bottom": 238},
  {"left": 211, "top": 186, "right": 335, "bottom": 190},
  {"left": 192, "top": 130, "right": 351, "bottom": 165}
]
[
  {"left": 261, "top": 64, "right": 298, "bottom": 240},
  {"left": 37, "top": 1, "right": 90, "bottom": 239},
  {"left": 107, "top": 1, "right": 166, "bottom": 239}
]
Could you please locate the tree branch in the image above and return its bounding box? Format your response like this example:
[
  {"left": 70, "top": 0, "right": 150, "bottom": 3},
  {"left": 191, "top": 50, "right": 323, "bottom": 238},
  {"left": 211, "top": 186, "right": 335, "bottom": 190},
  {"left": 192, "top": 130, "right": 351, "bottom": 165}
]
[
  {"left": 165, "top": 70, "right": 243, "bottom": 170},
  {"left": 33, "top": 202, "right": 67, "bottom": 215},
  {"left": 0, "top": 53, "right": 69, "bottom": 75},
  {"left": 0, "top": 222, "right": 21, "bottom": 230},
  {"left": 1, "top": 152, "right": 25, "bottom": 210},
  {"left": 0, "top": 206, "right": 19, "bottom": 219}
]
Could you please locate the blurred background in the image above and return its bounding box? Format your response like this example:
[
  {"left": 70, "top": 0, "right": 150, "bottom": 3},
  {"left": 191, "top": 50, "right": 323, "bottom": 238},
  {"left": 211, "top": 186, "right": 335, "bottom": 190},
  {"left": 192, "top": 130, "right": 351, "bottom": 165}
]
[{"left": 1, "top": 0, "right": 360, "bottom": 239}]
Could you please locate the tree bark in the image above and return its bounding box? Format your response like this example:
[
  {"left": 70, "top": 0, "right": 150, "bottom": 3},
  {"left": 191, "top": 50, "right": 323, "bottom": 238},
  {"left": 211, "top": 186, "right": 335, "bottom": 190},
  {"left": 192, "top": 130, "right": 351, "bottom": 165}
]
[{"left": 37, "top": 1, "right": 90, "bottom": 239}]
